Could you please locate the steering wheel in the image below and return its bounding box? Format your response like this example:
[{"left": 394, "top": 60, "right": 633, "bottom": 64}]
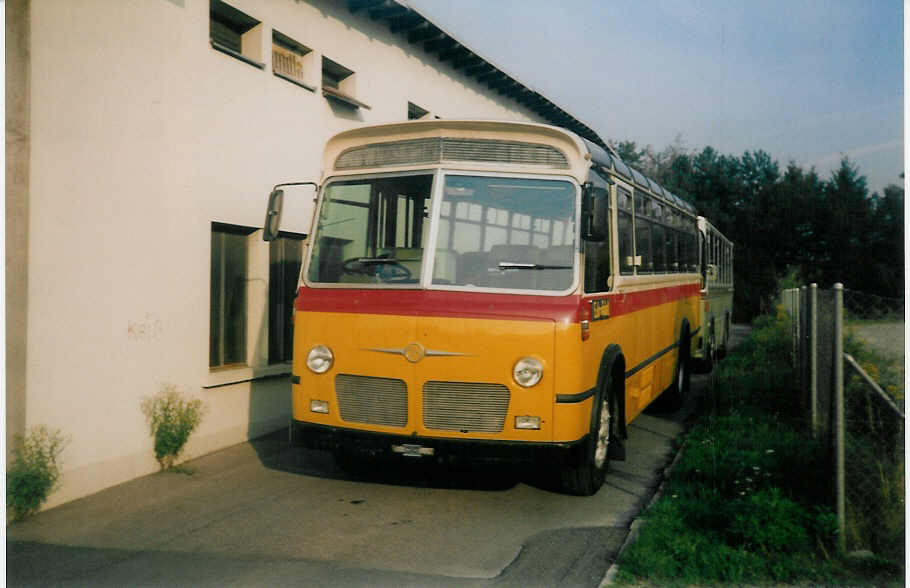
[
  {"left": 342, "top": 256, "right": 412, "bottom": 282},
  {"left": 377, "top": 262, "right": 412, "bottom": 282}
]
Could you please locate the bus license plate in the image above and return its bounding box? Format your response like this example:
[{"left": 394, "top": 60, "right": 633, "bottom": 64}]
[{"left": 392, "top": 444, "right": 434, "bottom": 458}]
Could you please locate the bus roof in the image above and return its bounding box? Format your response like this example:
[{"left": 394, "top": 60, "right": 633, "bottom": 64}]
[
  {"left": 580, "top": 137, "right": 697, "bottom": 215},
  {"left": 323, "top": 119, "right": 697, "bottom": 215},
  {"left": 323, "top": 119, "right": 592, "bottom": 181}
]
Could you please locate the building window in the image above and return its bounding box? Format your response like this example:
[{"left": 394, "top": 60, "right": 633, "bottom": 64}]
[
  {"left": 322, "top": 56, "right": 371, "bottom": 109},
  {"left": 210, "top": 0, "right": 264, "bottom": 69},
  {"left": 272, "top": 30, "right": 315, "bottom": 91},
  {"left": 210, "top": 223, "right": 254, "bottom": 369},
  {"left": 408, "top": 102, "right": 429, "bottom": 120},
  {"left": 268, "top": 235, "right": 305, "bottom": 364}
]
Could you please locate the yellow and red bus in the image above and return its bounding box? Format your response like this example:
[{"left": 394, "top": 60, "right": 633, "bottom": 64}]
[
  {"left": 694, "top": 216, "right": 735, "bottom": 372},
  {"left": 264, "top": 120, "right": 702, "bottom": 495}
]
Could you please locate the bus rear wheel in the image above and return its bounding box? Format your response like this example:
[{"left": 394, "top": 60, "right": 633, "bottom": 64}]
[
  {"left": 663, "top": 347, "right": 691, "bottom": 411},
  {"left": 704, "top": 329, "right": 715, "bottom": 373},
  {"left": 560, "top": 386, "right": 614, "bottom": 496}
]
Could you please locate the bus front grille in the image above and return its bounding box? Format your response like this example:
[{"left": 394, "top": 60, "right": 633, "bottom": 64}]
[
  {"left": 334, "top": 137, "right": 570, "bottom": 170},
  {"left": 335, "top": 374, "right": 408, "bottom": 427},
  {"left": 422, "top": 381, "right": 510, "bottom": 433}
]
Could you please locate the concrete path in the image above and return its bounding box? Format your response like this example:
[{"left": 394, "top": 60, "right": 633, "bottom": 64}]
[{"left": 8, "top": 326, "right": 751, "bottom": 587}]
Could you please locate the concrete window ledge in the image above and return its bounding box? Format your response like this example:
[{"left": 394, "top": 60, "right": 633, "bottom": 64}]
[{"left": 204, "top": 364, "right": 292, "bottom": 389}]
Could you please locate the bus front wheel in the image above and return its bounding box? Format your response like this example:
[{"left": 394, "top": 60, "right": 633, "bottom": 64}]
[{"left": 560, "top": 385, "right": 615, "bottom": 496}]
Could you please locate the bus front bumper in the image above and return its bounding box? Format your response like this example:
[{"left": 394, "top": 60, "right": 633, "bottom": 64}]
[{"left": 292, "top": 420, "right": 588, "bottom": 466}]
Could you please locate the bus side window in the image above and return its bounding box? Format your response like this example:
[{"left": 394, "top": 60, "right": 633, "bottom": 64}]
[
  {"left": 668, "top": 229, "right": 679, "bottom": 272},
  {"left": 633, "top": 190, "right": 652, "bottom": 273},
  {"left": 689, "top": 227, "right": 699, "bottom": 271},
  {"left": 584, "top": 239, "right": 611, "bottom": 293},
  {"left": 635, "top": 219, "right": 652, "bottom": 272},
  {"left": 652, "top": 223, "right": 666, "bottom": 272},
  {"left": 617, "top": 187, "right": 634, "bottom": 275}
]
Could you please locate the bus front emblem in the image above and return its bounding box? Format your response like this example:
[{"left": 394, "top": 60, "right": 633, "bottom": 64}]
[
  {"left": 364, "top": 344, "right": 472, "bottom": 361},
  {"left": 403, "top": 343, "right": 426, "bottom": 363}
]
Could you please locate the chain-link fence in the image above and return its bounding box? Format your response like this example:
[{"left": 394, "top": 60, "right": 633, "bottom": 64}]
[{"left": 780, "top": 284, "right": 904, "bottom": 559}]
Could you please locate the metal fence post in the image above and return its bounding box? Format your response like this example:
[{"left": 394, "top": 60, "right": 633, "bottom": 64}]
[
  {"left": 833, "top": 283, "right": 845, "bottom": 554},
  {"left": 810, "top": 283, "right": 818, "bottom": 437},
  {"left": 799, "top": 286, "right": 808, "bottom": 415}
]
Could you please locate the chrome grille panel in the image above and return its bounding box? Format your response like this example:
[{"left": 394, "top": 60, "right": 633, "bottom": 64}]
[
  {"left": 442, "top": 138, "right": 569, "bottom": 168},
  {"left": 423, "top": 381, "right": 510, "bottom": 433},
  {"left": 335, "top": 137, "right": 569, "bottom": 170},
  {"left": 335, "top": 374, "right": 408, "bottom": 427},
  {"left": 336, "top": 138, "right": 440, "bottom": 169}
]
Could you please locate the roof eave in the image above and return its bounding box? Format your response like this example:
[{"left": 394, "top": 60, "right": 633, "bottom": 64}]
[{"left": 344, "top": 0, "right": 607, "bottom": 149}]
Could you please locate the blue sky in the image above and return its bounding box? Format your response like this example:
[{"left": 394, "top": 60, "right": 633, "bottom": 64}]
[{"left": 406, "top": 0, "right": 904, "bottom": 196}]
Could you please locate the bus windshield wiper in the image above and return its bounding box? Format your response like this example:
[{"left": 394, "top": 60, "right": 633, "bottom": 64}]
[
  {"left": 498, "top": 262, "right": 572, "bottom": 270},
  {"left": 354, "top": 257, "right": 400, "bottom": 264}
]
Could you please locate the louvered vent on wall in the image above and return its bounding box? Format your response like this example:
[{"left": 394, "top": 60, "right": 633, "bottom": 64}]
[{"left": 335, "top": 137, "right": 570, "bottom": 170}]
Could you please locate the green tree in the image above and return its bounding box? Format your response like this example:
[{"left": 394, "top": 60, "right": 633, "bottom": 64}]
[
  {"left": 818, "top": 157, "right": 872, "bottom": 288},
  {"left": 606, "top": 137, "right": 895, "bottom": 320},
  {"left": 867, "top": 181, "right": 904, "bottom": 297}
]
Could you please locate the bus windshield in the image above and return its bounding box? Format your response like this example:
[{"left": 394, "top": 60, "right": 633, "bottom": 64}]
[
  {"left": 306, "top": 172, "right": 578, "bottom": 291},
  {"left": 433, "top": 175, "right": 577, "bottom": 292},
  {"left": 308, "top": 173, "right": 432, "bottom": 285}
]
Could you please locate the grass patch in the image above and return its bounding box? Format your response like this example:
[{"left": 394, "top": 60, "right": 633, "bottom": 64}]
[
  {"left": 615, "top": 312, "right": 904, "bottom": 586},
  {"left": 842, "top": 332, "right": 905, "bottom": 561}
]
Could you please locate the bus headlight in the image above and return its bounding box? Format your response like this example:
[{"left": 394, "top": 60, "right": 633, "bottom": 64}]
[
  {"left": 513, "top": 357, "right": 543, "bottom": 388},
  {"left": 306, "top": 345, "right": 334, "bottom": 374}
]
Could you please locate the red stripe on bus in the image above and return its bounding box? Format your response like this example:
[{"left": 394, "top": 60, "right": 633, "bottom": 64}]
[
  {"left": 294, "top": 288, "right": 581, "bottom": 323},
  {"left": 600, "top": 283, "right": 702, "bottom": 317},
  {"left": 294, "top": 287, "right": 579, "bottom": 322},
  {"left": 295, "top": 283, "right": 700, "bottom": 323}
]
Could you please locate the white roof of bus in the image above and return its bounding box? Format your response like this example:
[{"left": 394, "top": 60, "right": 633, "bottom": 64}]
[
  {"left": 323, "top": 119, "right": 698, "bottom": 215},
  {"left": 323, "top": 119, "right": 594, "bottom": 182}
]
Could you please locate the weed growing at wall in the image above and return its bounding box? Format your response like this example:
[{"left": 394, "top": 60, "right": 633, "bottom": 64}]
[
  {"left": 7, "top": 425, "right": 69, "bottom": 521},
  {"left": 141, "top": 385, "right": 206, "bottom": 471}
]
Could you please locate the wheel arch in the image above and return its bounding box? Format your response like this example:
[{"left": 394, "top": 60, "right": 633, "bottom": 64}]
[
  {"left": 595, "top": 343, "right": 627, "bottom": 440},
  {"left": 679, "top": 318, "right": 692, "bottom": 361}
]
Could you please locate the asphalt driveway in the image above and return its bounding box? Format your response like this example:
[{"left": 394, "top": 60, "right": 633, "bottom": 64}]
[{"left": 7, "top": 325, "right": 751, "bottom": 587}]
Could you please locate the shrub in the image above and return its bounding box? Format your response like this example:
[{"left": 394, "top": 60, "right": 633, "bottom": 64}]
[
  {"left": 141, "top": 385, "right": 206, "bottom": 471},
  {"left": 617, "top": 313, "right": 852, "bottom": 585},
  {"left": 7, "top": 425, "right": 69, "bottom": 521}
]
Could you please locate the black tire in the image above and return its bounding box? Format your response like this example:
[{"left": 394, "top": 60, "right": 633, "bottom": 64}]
[
  {"left": 657, "top": 336, "right": 691, "bottom": 412},
  {"left": 717, "top": 314, "right": 731, "bottom": 359},
  {"left": 560, "top": 381, "right": 616, "bottom": 496},
  {"left": 703, "top": 320, "right": 715, "bottom": 373}
]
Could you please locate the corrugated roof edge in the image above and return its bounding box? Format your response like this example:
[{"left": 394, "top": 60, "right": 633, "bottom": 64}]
[{"left": 345, "top": 0, "right": 607, "bottom": 149}]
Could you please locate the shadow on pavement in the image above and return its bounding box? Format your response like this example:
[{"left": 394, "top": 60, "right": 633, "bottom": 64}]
[
  {"left": 7, "top": 540, "right": 483, "bottom": 588},
  {"left": 249, "top": 431, "right": 541, "bottom": 492}
]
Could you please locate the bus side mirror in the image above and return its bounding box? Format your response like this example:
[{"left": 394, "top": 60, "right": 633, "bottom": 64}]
[
  {"left": 583, "top": 185, "right": 610, "bottom": 242},
  {"left": 263, "top": 181, "right": 319, "bottom": 241},
  {"left": 707, "top": 263, "right": 719, "bottom": 279},
  {"left": 263, "top": 189, "right": 284, "bottom": 242}
]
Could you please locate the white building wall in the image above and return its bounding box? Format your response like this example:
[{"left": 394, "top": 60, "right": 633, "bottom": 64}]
[{"left": 23, "top": 0, "right": 547, "bottom": 507}]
